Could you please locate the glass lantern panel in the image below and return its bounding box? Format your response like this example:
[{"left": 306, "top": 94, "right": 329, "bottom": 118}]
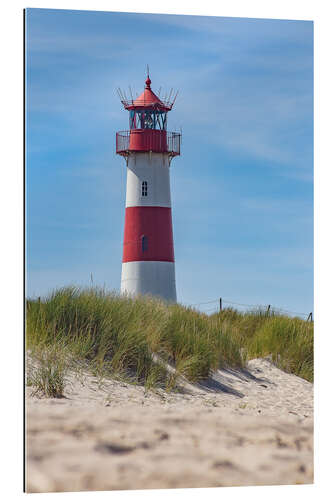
[{"left": 129, "top": 110, "right": 167, "bottom": 130}]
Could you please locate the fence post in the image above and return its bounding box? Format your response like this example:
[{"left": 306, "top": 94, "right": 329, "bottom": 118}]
[
  {"left": 219, "top": 297, "right": 222, "bottom": 312},
  {"left": 267, "top": 304, "right": 271, "bottom": 314},
  {"left": 307, "top": 312, "right": 313, "bottom": 322}
]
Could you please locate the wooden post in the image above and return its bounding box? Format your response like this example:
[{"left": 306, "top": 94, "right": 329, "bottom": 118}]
[
  {"left": 219, "top": 297, "right": 222, "bottom": 312},
  {"left": 267, "top": 304, "right": 271, "bottom": 314},
  {"left": 307, "top": 312, "right": 313, "bottom": 322}
]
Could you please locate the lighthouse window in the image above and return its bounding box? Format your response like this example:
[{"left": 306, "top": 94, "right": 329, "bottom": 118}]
[
  {"left": 141, "top": 235, "right": 148, "bottom": 253},
  {"left": 129, "top": 110, "right": 136, "bottom": 129},
  {"left": 141, "top": 181, "right": 148, "bottom": 197},
  {"left": 144, "top": 112, "right": 154, "bottom": 129},
  {"left": 130, "top": 111, "right": 167, "bottom": 130}
]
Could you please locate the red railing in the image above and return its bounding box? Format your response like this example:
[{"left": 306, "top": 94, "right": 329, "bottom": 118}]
[{"left": 116, "top": 130, "right": 181, "bottom": 157}]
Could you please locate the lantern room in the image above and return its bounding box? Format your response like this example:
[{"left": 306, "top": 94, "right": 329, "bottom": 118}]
[
  {"left": 116, "top": 75, "right": 181, "bottom": 158},
  {"left": 129, "top": 109, "right": 167, "bottom": 131}
]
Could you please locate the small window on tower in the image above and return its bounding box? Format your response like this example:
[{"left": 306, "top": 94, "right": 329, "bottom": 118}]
[
  {"left": 141, "top": 235, "right": 148, "bottom": 253},
  {"left": 141, "top": 181, "right": 148, "bottom": 197}
]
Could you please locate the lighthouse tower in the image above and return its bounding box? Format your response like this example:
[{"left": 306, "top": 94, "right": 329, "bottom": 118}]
[{"left": 116, "top": 73, "right": 181, "bottom": 302}]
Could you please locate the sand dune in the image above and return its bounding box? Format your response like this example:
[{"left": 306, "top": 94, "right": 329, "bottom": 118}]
[{"left": 25, "top": 357, "right": 313, "bottom": 492}]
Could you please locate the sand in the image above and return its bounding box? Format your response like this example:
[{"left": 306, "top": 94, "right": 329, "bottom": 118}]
[{"left": 25, "top": 357, "right": 313, "bottom": 492}]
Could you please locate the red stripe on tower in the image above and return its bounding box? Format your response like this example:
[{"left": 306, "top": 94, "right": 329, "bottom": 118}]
[{"left": 122, "top": 207, "right": 175, "bottom": 263}]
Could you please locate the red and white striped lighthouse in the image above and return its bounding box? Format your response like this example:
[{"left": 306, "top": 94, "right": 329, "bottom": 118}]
[{"left": 116, "top": 73, "right": 181, "bottom": 302}]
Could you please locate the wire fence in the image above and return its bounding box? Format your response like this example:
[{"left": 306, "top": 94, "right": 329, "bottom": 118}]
[{"left": 183, "top": 297, "right": 313, "bottom": 321}]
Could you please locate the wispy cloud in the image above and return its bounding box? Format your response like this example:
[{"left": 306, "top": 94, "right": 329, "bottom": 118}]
[{"left": 26, "top": 9, "right": 312, "bottom": 181}]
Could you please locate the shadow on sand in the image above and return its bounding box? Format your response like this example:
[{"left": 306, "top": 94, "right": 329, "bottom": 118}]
[
  {"left": 194, "top": 364, "right": 276, "bottom": 397},
  {"left": 196, "top": 377, "right": 245, "bottom": 397}
]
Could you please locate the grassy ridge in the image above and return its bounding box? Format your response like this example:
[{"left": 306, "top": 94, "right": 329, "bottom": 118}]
[{"left": 26, "top": 287, "right": 313, "bottom": 395}]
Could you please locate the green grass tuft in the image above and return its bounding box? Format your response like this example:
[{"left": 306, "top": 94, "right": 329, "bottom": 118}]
[
  {"left": 247, "top": 316, "right": 313, "bottom": 381},
  {"left": 26, "top": 345, "right": 68, "bottom": 398}
]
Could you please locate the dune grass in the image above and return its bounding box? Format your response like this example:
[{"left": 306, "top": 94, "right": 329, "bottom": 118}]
[
  {"left": 26, "top": 287, "right": 313, "bottom": 395},
  {"left": 26, "top": 344, "right": 68, "bottom": 398},
  {"left": 246, "top": 316, "right": 313, "bottom": 381}
]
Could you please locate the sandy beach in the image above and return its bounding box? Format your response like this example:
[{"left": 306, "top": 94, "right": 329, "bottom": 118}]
[{"left": 25, "top": 357, "right": 313, "bottom": 492}]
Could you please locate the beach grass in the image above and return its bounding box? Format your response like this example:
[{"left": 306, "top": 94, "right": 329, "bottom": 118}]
[
  {"left": 26, "top": 344, "right": 68, "bottom": 398},
  {"left": 26, "top": 286, "right": 313, "bottom": 395}
]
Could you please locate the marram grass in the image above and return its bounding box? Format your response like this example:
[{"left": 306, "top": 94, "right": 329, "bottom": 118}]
[
  {"left": 26, "top": 344, "right": 68, "bottom": 398},
  {"left": 26, "top": 287, "right": 313, "bottom": 396}
]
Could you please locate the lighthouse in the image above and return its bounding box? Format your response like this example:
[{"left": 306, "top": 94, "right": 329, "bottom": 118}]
[{"left": 116, "top": 73, "right": 181, "bottom": 302}]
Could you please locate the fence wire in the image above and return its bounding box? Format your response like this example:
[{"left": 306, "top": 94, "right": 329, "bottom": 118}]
[{"left": 184, "top": 297, "right": 311, "bottom": 319}]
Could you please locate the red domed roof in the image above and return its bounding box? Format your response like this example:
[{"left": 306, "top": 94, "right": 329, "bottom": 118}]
[{"left": 122, "top": 77, "right": 172, "bottom": 112}]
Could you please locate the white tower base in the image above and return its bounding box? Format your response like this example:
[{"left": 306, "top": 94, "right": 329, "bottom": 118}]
[{"left": 121, "top": 261, "right": 176, "bottom": 302}]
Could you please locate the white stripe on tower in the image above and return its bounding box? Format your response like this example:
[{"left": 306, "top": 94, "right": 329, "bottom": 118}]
[{"left": 125, "top": 153, "right": 171, "bottom": 208}]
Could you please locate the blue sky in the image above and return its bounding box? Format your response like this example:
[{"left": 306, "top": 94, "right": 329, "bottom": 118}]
[{"left": 25, "top": 8, "right": 313, "bottom": 316}]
